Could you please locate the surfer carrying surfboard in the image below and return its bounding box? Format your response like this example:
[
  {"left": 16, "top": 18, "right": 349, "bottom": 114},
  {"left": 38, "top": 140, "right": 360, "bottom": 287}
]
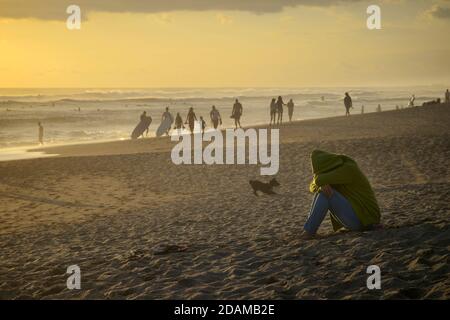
[
  {"left": 210, "top": 105, "right": 222, "bottom": 130},
  {"left": 140, "top": 111, "right": 151, "bottom": 137},
  {"left": 131, "top": 112, "right": 152, "bottom": 139},
  {"left": 161, "top": 107, "right": 174, "bottom": 136}
]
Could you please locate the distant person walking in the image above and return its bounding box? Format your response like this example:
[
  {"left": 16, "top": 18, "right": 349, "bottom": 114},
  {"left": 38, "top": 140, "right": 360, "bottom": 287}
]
[
  {"left": 287, "top": 99, "right": 295, "bottom": 122},
  {"left": 174, "top": 112, "right": 184, "bottom": 130},
  {"left": 445, "top": 89, "right": 450, "bottom": 104},
  {"left": 276, "top": 96, "right": 286, "bottom": 125},
  {"left": 140, "top": 111, "right": 152, "bottom": 137},
  {"left": 200, "top": 116, "right": 206, "bottom": 136},
  {"left": 210, "top": 105, "right": 222, "bottom": 130},
  {"left": 161, "top": 107, "right": 174, "bottom": 136},
  {"left": 270, "top": 98, "right": 277, "bottom": 126},
  {"left": 185, "top": 107, "right": 197, "bottom": 134},
  {"left": 231, "top": 99, "right": 243, "bottom": 129},
  {"left": 344, "top": 92, "right": 353, "bottom": 116},
  {"left": 408, "top": 94, "right": 415, "bottom": 108},
  {"left": 38, "top": 122, "right": 44, "bottom": 145}
]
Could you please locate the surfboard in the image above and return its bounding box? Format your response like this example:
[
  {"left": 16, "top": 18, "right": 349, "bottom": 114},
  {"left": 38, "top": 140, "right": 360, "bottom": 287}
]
[
  {"left": 131, "top": 117, "right": 152, "bottom": 140},
  {"left": 156, "top": 117, "right": 173, "bottom": 137}
]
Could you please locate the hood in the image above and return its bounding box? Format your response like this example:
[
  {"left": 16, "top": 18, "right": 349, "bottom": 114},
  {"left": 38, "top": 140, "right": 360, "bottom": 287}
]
[{"left": 311, "top": 150, "right": 344, "bottom": 174}]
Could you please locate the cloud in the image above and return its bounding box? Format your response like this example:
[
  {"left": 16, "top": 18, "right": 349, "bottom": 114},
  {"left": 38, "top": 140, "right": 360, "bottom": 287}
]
[
  {"left": 426, "top": 5, "right": 450, "bottom": 20},
  {"left": 216, "top": 14, "right": 233, "bottom": 25},
  {"left": 0, "top": 0, "right": 361, "bottom": 20},
  {"left": 154, "top": 13, "right": 173, "bottom": 24}
]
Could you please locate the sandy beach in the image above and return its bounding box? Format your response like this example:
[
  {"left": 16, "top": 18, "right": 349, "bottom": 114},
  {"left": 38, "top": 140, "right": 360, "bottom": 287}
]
[{"left": 0, "top": 104, "right": 449, "bottom": 299}]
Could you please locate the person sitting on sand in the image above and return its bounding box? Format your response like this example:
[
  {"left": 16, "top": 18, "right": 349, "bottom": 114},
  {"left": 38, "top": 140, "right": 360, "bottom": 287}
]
[
  {"left": 174, "top": 112, "right": 184, "bottom": 131},
  {"left": 270, "top": 98, "right": 277, "bottom": 126},
  {"left": 231, "top": 99, "right": 243, "bottom": 129},
  {"left": 301, "top": 150, "right": 381, "bottom": 239},
  {"left": 38, "top": 122, "right": 44, "bottom": 145},
  {"left": 210, "top": 105, "right": 222, "bottom": 130},
  {"left": 185, "top": 107, "right": 198, "bottom": 134},
  {"left": 344, "top": 92, "right": 353, "bottom": 116},
  {"left": 287, "top": 99, "right": 294, "bottom": 122}
]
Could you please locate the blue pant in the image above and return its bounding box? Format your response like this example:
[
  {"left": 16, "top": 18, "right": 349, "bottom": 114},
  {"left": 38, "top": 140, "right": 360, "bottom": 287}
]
[{"left": 304, "top": 189, "right": 362, "bottom": 234}]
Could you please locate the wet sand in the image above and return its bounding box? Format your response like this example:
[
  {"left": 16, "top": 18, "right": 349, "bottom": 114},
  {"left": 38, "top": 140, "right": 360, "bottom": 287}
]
[{"left": 0, "top": 104, "right": 449, "bottom": 299}]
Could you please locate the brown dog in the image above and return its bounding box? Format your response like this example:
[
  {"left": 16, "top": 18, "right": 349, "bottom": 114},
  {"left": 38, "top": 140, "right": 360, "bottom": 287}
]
[{"left": 249, "top": 178, "right": 280, "bottom": 196}]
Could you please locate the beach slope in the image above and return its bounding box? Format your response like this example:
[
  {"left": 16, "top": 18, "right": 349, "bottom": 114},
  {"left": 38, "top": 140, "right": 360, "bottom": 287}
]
[{"left": 0, "top": 104, "right": 449, "bottom": 299}]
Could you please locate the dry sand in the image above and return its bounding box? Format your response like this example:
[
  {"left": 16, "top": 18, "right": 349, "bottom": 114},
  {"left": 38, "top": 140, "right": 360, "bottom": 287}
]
[{"left": 0, "top": 104, "right": 449, "bottom": 299}]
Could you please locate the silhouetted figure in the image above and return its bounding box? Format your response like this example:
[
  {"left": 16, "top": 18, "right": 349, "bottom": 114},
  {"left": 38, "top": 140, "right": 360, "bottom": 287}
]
[
  {"left": 396, "top": 105, "right": 399, "bottom": 110},
  {"left": 361, "top": 105, "right": 365, "bottom": 114},
  {"left": 231, "top": 99, "right": 243, "bottom": 129},
  {"left": 287, "top": 99, "right": 294, "bottom": 122},
  {"left": 38, "top": 122, "right": 44, "bottom": 145},
  {"left": 276, "top": 96, "right": 286, "bottom": 125},
  {"left": 445, "top": 89, "right": 450, "bottom": 103},
  {"left": 408, "top": 94, "right": 415, "bottom": 108},
  {"left": 174, "top": 112, "right": 184, "bottom": 130},
  {"left": 270, "top": 98, "right": 277, "bottom": 126},
  {"left": 377, "top": 104, "right": 382, "bottom": 112},
  {"left": 185, "top": 107, "right": 197, "bottom": 134},
  {"left": 210, "top": 105, "right": 222, "bottom": 129},
  {"left": 321, "top": 96, "right": 325, "bottom": 102},
  {"left": 344, "top": 92, "right": 353, "bottom": 116},
  {"left": 200, "top": 116, "right": 206, "bottom": 136},
  {"left": 140, "top": 111, "right": 151, "bottom": 137},
  {"left": 162, "top": 107, "right": 174, "bottom": 136}
]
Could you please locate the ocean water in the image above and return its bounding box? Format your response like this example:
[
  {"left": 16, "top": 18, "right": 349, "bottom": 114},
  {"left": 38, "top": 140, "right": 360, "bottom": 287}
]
[{"left": 0, "top": 87, "right": 446, "bottom": 151}]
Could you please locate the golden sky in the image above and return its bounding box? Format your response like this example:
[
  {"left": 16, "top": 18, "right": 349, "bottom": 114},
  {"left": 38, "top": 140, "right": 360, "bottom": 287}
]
[{"left": 0, "top": 0, "right": 449, "bottom": 87}]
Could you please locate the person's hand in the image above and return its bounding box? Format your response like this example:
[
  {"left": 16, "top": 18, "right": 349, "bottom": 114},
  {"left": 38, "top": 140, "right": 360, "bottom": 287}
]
[{"left": 321, "top": 185, "right": 333, "bottom": 198}]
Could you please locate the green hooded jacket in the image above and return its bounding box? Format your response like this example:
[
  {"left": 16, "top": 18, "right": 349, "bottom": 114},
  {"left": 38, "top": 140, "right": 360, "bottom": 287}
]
[{"left": 309, "top": 150, "right": 381, "bottom": 231}]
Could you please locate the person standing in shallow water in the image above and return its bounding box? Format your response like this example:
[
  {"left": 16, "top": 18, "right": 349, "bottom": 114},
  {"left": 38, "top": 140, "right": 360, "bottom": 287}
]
[
  {"left": 231, "top": 99, "right": 243, "bottom": 129},
  {"left": 344, "top": 92, "right": 352, "bottom": 116},
  {"left": 38, "top": 122, "right": 44, "bottom": 145},
  {"left": 287, "top": 99, "right": 294, "bottom": 122},
  {"left": 185, "top": 107, "right": 197, "bottom": 135},
  {"left": 301, "top": 150, "right": 381, "bottom": 239}
]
